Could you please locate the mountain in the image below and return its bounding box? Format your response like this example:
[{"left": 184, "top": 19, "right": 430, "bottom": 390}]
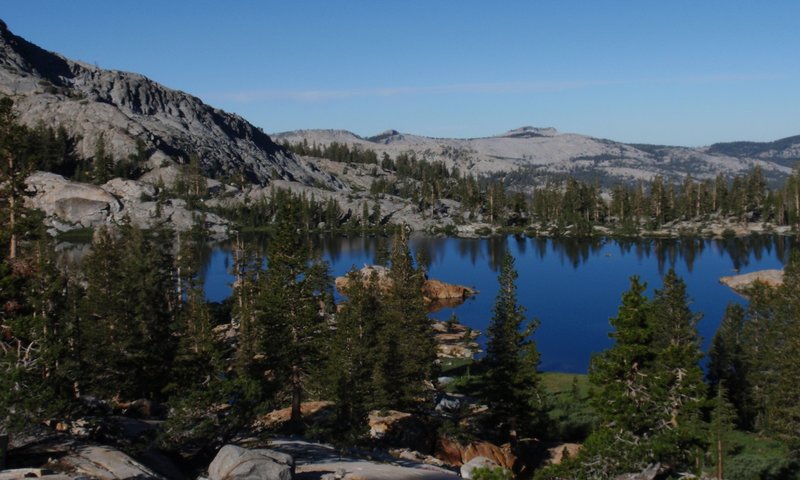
[
  {"left": 275, "top": 126, "right": 800, "bottom": 186},
  {"left": 0, "top": 19, "right": 338, "bottom": 188}
]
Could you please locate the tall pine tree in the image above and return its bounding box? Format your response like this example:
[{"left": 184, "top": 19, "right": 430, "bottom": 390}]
[{"left": 481, "top": 250, "right": 544, "bottom": 447}]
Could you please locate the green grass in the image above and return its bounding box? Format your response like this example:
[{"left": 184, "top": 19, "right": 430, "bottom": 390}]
[{"left": 717, "top": 431, "right": 799, "bottom": 480}]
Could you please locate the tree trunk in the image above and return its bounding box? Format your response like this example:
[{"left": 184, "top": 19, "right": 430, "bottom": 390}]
[
  {"left": 717, "top": 437, "right": 724, "bottom": 479},
  {"left": 8, "top": 154, "right": 16, "bottom": 259},
  {"left": 290, "top": 364, "right": 302, "bottom": 430}
]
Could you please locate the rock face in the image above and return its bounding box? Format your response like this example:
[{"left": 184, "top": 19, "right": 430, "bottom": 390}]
[
  {"left": 720, "top": 269, "right": 784, "bottom": 293},
  {"left": 25, "top": 171, "right": 228, "bottom": 237},
  {"left": 0, "top": 20, "right": 340, "bottom": 188},
  {"left": 208, "top": 445, "right": 294, "bottom": 480}
]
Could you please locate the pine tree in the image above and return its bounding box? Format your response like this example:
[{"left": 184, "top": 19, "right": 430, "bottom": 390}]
[
  {"left": 481, "top": 250, "right": 544, "bottom": 446},
  {"left": 374, "top": 231, "right": 437, "bottom": 409},
  {"left": 648, "top": 269, "right": 706, "bottom": 469},
  {"left": 707, "top": 303, "right": 753, "bottom": 428},
  {"left": 79, "top": 224, "right": 176, "bottom": 400},
  {"left": 589, "top": 276, "right": 655, "bottom": 435},
  {"left": 258, "top": 205, "right": 331, "bottom": 430},
  {"left": 710, "top": 382, "right": 737, "bottom": 480},
  {"left": 0, "top": 97, "right": 31, "bottom": 260},
  {"left": 324, "top": 268, "right": 383, "bottom": 440}
]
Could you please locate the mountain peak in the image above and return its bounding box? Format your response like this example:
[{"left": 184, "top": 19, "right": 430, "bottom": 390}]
[{"left": 501, "top": 126, "right": 558, "bottom": 138}]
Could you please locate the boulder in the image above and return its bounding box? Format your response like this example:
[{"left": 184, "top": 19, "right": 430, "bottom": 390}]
[
  {"left": 460, "top": 456, "right": 500, "bottom": 479},
  {"left": 546, "top": 443, "right": 581, "bottom": 465},
  {"left": 208, "top": 445, "right": 294, "bottom": 480},
  {"left": 434, "top": 393, "right": 463, "bottom": 415}
]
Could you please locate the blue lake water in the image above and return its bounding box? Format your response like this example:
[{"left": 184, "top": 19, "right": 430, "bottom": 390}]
[{"left": 203, "top": 234, "right": 795, "bottom": 373}]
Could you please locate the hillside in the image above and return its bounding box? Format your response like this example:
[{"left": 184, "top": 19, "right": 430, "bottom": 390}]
[
  {"left": 0, "top": 19, "right": 338, "bottom": 188},
  {"left": 275, "top": 126, "right": 799, "bottom": 186}
]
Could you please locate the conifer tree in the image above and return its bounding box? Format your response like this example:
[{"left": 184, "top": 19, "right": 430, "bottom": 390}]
[
  {"left": 648, "top": 269, "right": 706, "bottom": 468},
  {"left": 707, "top": 303, "right": 753, "bottom": 428},
  {"left": 589, "top": 276, "right": 655, "bottom": 434},
  {"left": 374, "top": 231, "right": 437, "bottom": 409},
  {"left": 0, "top": 97, "right": 30, "bottom": 260},
  {"left": 324, "top": 268, "right": 382, "bottom": 440},
  {"left": 258, "top": 205, "right": 331, "bottom": 430},
  {"left": 481, "top": 250, "right": 544, "bottom": 446},
  {"left": 710, "top": 382, "right": 737, "bottom": 480}
]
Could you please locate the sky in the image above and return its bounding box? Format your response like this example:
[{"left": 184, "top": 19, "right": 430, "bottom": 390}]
[{"left": 3, "top": 1, "right": 799, "bottom": 146}]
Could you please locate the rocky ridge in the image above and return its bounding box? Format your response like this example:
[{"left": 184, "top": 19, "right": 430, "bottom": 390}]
[
  {"left": 273, "top": 126, "right": 799, "bottom": 187},
  {"left": 0, "top": 19, "right": 338, "bottom": 188}
]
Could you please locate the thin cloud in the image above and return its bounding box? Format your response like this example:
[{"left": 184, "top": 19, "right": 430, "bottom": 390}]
[
  {"left": 212, "top": 80, "right": 614, "bottom": 103},
  {"left": 211, "top": 74, "right": 785, "bottom": 103}
]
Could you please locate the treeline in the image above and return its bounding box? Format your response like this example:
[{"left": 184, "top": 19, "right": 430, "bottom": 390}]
[
  {"left": 283, "top": 138, "right": 800, "bottom": 233},
  {"left": 213, "top": 187, "right": 392, "bottom": 233}
]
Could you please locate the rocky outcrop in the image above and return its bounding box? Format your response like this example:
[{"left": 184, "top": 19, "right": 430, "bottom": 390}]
[
  {"left": 335, "top": 265, "right": 477, "bottom": 310},
  {"left": 0, "top": 20, "right": 341, "bottom": 189},
  {"left": 435, "top": 437, "right": 516, "bottom": 471},
  {"left": 25, "top": 171, "right": 228, "bottom": 238},
  {"left": 256, "top": 401, "right": 335, "bottom": 431},
  {"left": 720, "top": 269, "right": 784, "bottom": 293},
  {"left": 59, "top": 445, "right": 165, "bottom": 479},
  {"left": 432, "top": 320, "right": 480, "bottom": 359},
  {"left": 208, "top": 445, "right": 294, "bottom": 480}
]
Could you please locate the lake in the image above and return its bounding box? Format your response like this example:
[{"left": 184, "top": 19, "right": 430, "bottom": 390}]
[{"left": 202, "top": 234, "right": 796, "bottom": 373}]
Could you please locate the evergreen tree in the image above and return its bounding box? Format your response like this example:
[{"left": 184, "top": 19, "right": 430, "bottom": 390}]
[
  {"left": 589, "top": 276, "right": 655, "bottom": 435},
  {"left": 648, "top": 269, "right": 706, "bottom": 469},
  {"left": 258, "top": 205, "right": 331, "bottom": 430},
  {"left": 710, "top": 382, "right": 737, "bottom": 480},
  {"left": 0, "top": 97, "right": 30, "bottom": 260},
  {"left": 324, "top": 268, "right": 382, "bottom": 440},
  {"left": 374, "top": 231, "right": 437, "bottom": 409},
  {"left": 79, "top": 223, "right": 176, "bottom": 400},
  {"left": 481, "top": 250, "right": 544, "bottom": 446},
  {"left": 707, "top": 303, "right": 753, "bottom": 428}
]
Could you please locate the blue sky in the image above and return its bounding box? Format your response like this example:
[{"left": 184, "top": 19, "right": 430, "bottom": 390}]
[{"left": 3, "top": 1, "right": 799, "bottom": 145}]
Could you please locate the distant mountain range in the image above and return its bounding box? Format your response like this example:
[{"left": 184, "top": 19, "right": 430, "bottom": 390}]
[
  {"left": 1, "top": 18, "right": 798, "bottom": 191},
  {"left": 274, "top": 127, "right": 800, "bottom": 186}
]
